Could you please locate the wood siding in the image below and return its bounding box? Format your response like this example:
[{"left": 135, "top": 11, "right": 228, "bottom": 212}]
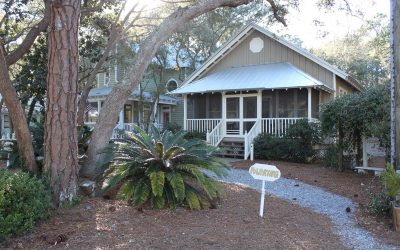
[{"left": 204, "top": 30, "right": 334, "bottom": 89}]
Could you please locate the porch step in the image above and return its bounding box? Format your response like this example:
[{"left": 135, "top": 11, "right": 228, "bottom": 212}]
[{"left": 216, "top": 140, "right": 244, "bottom": 158}]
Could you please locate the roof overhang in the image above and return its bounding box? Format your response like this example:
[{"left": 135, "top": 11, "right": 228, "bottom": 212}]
[{"left": 170, "top": 62, "right": 334, "bottom": 95}]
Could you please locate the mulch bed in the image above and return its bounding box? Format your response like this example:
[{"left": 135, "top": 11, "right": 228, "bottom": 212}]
[
  {"left": 231, "top": 160, "right": 400, "bottom": 247},
  {"left": 6, "top": 184, "right": 345, "bottom": 249}
]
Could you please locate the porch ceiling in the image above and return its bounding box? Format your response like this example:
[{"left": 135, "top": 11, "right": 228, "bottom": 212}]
[{"left": 170, "top": 62, "right": 333, "bottom": 94}]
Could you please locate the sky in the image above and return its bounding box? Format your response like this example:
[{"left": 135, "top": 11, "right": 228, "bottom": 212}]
[
  {"left": 268, "top": 0, "right": 390, "bottom": 49},
  {"left": 126, "top": 0, "right": 390, "bottom": 49}
]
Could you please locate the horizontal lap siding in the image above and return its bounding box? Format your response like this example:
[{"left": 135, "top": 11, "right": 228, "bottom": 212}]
[
  {"left": 205, "top": 30, "right": 334, "bottom": 89},
  {"left": 171, "top": 96, "right": 184, "bottom": 128}
]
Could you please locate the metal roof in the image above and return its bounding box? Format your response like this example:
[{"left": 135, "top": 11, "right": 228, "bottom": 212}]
[
  {"left": 88, "top": 87, "right": 177, "bottom": 105},
  {"left": 170, "top": 62, "right": 332, "bottom": 94}
]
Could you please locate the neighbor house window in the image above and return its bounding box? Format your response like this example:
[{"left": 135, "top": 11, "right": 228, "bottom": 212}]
[
  {"left": 166, "top": 79, "right": 178, "bottom": 92},
  {"left": 338, "top": 87, "right": 348, "bottom": 96}
]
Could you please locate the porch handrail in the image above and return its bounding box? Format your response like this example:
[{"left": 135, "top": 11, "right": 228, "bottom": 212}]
[
  {"left": 244, "top": 119, "right": 261, "bottom": 160},
  {"left": 186, "top": 119, "right": 222, "bottom": 133},
  {"left": 206, "top": 120, "right": 224, "bottom": 147}
]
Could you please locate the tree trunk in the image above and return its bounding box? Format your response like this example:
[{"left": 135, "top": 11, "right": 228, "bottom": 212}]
[
  {"left": 393, "top": 0, "right": 400, "bottom": 170},
  {"left": 82, "top": 0, "right": 257, "bottom": 178},
  {"left": 44, "top": 0, "right": 80, "bottom": 206},
  {"left": 27, "top": 97, "right": 37, "bottom": 124},
  {"left": 77, "top": 85, "right": 92, "bottom": 126},
  {"left": 0, "top": 46, "right": 38, "bottom": 173}
]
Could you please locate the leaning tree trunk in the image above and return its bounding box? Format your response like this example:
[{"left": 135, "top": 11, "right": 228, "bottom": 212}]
[
  {"left": 82, "top": 0, "right": 254, "bottom": 178},
  {"left": 0, "top": 46, "right": 38, "bottom": 173},
  {"left": 44, "top": 0, "right": 80, "bottom": 206}
]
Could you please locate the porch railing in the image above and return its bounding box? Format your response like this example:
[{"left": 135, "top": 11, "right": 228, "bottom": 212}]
[
  {"left": 186, "top": 119, "right": 222, "bottom": 133},
  {"left": 261, "top": 118, "right": 305, "bottom": 137},
  {"left": 244, "top": 119, "right": 261, "bottom": 160},
  {"left": 206, "top": 120, "right": 224, "bottom": 147}
]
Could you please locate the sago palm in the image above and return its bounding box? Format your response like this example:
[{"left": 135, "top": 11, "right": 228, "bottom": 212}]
[{"left": 100, "top": 125, "right": 228, "bottom": 210}]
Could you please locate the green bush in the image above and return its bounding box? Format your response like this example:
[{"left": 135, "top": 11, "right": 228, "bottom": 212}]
[
  {"left": 254, "top": 120, "right": 320, "bottom": 163},
  {"left": 184, "top": 131, "right": 206, "bottom": 140},
  {"left": 162, "top": 123, "right": 182, "bottom": 134},
  {"left": 367, "top": 191, "right": 392, "bottom": 215},
  {"left": 0, "top": 169, "right": 53, "bottom": 241},
  {"left": 381, "top": 163, "right": 400, "bottom": 204},
  {"left": 323, "top": 144, "right": 354, "bottom": 170},
  {"left": 100, "top": 125, "right": 228, "bottom": 210}
]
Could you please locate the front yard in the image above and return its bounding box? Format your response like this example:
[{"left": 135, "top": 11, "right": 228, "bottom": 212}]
[{"left": 4, "top": 161, "right": 400, "bottom": 249}]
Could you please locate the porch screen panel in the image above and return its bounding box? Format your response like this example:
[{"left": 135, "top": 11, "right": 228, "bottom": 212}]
[
  {"left": 208, "top": 93, "right": 222, "bottom": 118},
  {"left": 297, "top": 89, "right": 307, "bottom": 117},
  {"left": 262, "top": 90, "right": 276, "bottom": 118},
  {"left": 187, "top": 94, "right": 207, "bottom": 119},
  {"left": 226, "top": 97, "right": 239, "bottom": 118},
  {"left": 243, "top": 97, "right": 257, "bottom": 118},
  {"left": 279, "top": 89, "right": 295, "bottom": 117},
  {"left": 312, "top": 89, "right": 320, "bottom": 118}
]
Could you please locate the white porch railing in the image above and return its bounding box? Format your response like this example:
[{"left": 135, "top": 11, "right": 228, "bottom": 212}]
[
  {"left": 261, "top": 118, "right": 305, "bottom": 137},
  {"left": 244, "top": 119, "right": 261, "bottom": 160},
  {"left": 186, "top": 119, "right": 222, "bottom": 133},
  {"left": 206, "top": 120, "right": 224, "bottom": 146}
]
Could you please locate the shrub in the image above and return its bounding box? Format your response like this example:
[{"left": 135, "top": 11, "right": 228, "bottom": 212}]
[
  {"left": 254, "top": 120, "right": 320, "bottom": 163},
  {"left": 100, "top": 125, "right": 228, "bottom": 210},
  {"left": 381, "top": 163, "right": 400, "bottom": 204},
  {"left": 184, "top": 131, "right": 206, "bottom": 140},
  {"left": 0, "top": 169, "right": 53, "bottom": 241},
  {"left": 162, "top": 123, "right": 182, "bottom": 134},
  {"left": 367, "top": 191, "right": 392, "bottom": 215}
]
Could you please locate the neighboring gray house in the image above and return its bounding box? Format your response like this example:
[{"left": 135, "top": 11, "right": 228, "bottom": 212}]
[{"left": 170, "top": 23, "right": 362, "bottom": 159}]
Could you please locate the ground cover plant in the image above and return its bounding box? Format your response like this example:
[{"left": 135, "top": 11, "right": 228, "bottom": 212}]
[
  {"left": 100, "top": 125, "right": 228, "bottom": 210},
  {"left": 0, "top": 169, "right": 53, "bottom": 242}
]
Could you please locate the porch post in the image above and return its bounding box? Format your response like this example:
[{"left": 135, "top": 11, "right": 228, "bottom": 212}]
[
  {"left": 183, "top": 94, "right": 187, "bottom": 130},
  {"left": 119, "top": 107, "right": 124, "bottom": 129},
  {"left": 222, "top": 92, "right": 226, "bottom": 136},
  {"left": 333, "top": 73, "right": 337, "bottom": 98},
  {"left": 307, "top": 88, "right": 312, "bottom": 121},
  {"left": 275, "top": 90, "right": 279, "bottom": 118},
  {"left": 97, "top": 100, "right": 101, "bottom": 113},
  {"left": 257, "top": 90, "right": 262, "bottom": 119}
]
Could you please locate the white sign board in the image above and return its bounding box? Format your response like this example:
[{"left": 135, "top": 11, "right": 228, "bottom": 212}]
[
  {"left": 249, "top": 163, "right": 281, "bottom": 181},
  {"left": 248, "top": 163, "right": 281, "bottom": 217}
]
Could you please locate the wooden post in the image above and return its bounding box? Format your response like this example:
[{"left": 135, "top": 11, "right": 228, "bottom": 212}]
[{"left": 362, "top": 136, "right": 368, "bottom": 168}]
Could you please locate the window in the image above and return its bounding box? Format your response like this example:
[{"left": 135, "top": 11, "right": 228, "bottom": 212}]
[
  {"left": 124, "top": 104, "right": 133, "bottom": 123},
  {"left": 338, "top": 87, "right": 348, "bottom": 96},
  {"left": 166, "top": 79, "right": 178, "bottom": 92}
]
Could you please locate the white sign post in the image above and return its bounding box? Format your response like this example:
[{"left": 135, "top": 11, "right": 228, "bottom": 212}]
[{"left": 248, "top": 163, "right": 281, "bottom": 217}]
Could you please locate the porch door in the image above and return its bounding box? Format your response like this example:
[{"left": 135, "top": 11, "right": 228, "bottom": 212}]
[{"left": 225, "top": 95, "right": 258, "bottom": 136}]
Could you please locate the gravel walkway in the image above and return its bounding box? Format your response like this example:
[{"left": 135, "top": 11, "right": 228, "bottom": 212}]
[{"left": 214, "top": 168, "right": 397, "bottom": 250}]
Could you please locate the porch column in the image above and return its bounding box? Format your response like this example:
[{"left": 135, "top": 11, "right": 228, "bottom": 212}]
[
  {"left": 183, "top": 94, "right": 187, "bottom": 130},
  {"left": 307, "top": 87, "right": 312, "bottom": 121},
  {"left": 222, "top": 92, "right": 226, "bottom": 135},
  {"left": 257, "top": 90, "right": 262, "bottom": 119},
  {"left": 293, "top": 89, "right": 298, "bottom": 117},
  {"left": 119, "top": 108, "right": 124, "bottom": 129},
  {"left": 97, "top": 100, "right": 101, "bottom": 113}
]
